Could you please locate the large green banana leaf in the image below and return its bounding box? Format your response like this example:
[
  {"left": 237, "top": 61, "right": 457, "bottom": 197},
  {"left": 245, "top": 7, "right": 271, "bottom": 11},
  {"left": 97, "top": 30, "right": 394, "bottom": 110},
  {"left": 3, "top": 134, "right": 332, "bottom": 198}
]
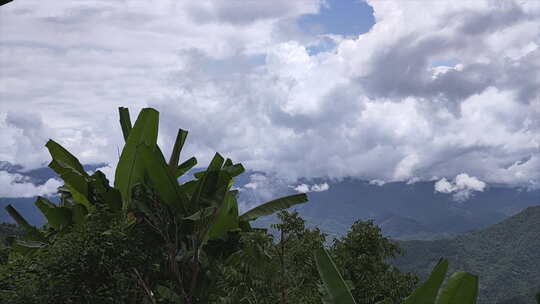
[
  {"left": 403, "top": 258, "right": 448, "bottom": 304},
  {"left": 314, "top": 247, "right": 356, "bottom": 304},
  {"left": 207, "top": 190, "right": 240, "bottom": 240},
  {"left": 5, "top": 204, "right": 32, "bottom": 231},
  {"left": 238, "top": 193, "right": 308, "bottom": 222},
  {"left": 115, "top": 108, "right": 159, "bottom": 208},
  {"left": 4, "top": 204, "right": 47, "bottom": 245},
  {"left": 189, "top": 153, "right": 224, "bottom": 211},
  {"left": 175, "top": 157, "right": 197, "bottom": 178},
  {"left": 436, "top": 271, "right": 478, "bottom": 304},
  {"left": 46, "top": 139, "right": 92, "bottom": 209},
  {"left": 118, "top": 107, "right": 132, "bottom": 141},
  {"left": 45, "top": 139, "right": 87, "bottom": 175},
  {"left": 35, "top": 196, "right": 72, "bottom": 229},
  {"left": 139, "top": 144, "right": 186, "bottom": 212},
  {"left": 71, "top": 204, "right": 88, "bottom": 226},
  {"left": 168, "top": 128, "right": 188, "bottom": 173}
]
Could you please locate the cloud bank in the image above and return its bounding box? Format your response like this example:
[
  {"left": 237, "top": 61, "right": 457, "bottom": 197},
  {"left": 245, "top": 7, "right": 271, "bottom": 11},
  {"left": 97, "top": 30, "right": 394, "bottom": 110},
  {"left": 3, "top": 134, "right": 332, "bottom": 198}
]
[{"left": 1, "top": 0, "right": 539, "bottom": 190}]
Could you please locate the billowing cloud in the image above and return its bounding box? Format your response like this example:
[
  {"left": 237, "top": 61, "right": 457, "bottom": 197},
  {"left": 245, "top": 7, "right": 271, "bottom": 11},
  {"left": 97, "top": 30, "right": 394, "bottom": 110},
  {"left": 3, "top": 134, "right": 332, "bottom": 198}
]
[
  {"left": 1, "top": 0, "right": 539, "bottom": 191},
  {"left": 311, "top": 182, "right": 329, "bottom": 192},
  {"left": 293, "top": 184, "right": 311, "bottom": 193},
  {"left": 293, "top": 182, "right": 329, "bottom": 193},
  {"left": 435, "top": 173, "right": 487, "bottom": 202},
  {"left": 0, "top": 171, "right": 61, "bottom": 198}
]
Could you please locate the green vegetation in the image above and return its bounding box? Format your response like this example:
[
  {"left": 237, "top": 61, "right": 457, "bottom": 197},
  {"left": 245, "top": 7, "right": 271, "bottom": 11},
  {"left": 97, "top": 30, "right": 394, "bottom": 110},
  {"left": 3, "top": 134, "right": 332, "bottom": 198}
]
[
  {"left": 0, "top": 223, "right": 20, "bottom": 265},
  {"left": 394, "top": 206, "right": 540, "bottom": 304},
  {"left": 331, "top": 220, "right": 418, "bottom": 303},
  {"left": 316, "top": 249, "right": 479, "bottom": 304},
  {"left": 1, "top": 107, "right": 536, "bottom": 303},
  {"left": 0, "top": 107, "right": 418, "bottom": 303}
]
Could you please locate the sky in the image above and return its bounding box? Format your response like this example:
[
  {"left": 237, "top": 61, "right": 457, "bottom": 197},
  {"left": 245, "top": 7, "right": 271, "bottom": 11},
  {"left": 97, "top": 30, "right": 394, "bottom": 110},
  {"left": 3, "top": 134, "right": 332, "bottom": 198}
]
[{"left": 1, "top": 0, "right": 539, "bottom": 198}]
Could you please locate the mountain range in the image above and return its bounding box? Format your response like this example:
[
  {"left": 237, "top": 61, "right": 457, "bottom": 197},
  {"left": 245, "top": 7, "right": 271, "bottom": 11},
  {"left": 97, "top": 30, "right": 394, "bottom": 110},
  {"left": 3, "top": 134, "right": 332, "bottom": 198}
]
[
  {"left": 282, "top": 177, "right": 538, "bottom": 240},
  {"left": 1, "top": 164, "right": 539, "bottom": 242},
  {"left": 393, "top": 205, "right": 540, "bottom": 304}
]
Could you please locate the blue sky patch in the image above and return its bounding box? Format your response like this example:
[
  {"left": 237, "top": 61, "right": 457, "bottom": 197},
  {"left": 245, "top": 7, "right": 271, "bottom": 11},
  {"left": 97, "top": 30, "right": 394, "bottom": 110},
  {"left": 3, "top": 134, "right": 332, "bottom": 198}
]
[{"left": 298, "top": 0, "right": 375, "bottom": 37}]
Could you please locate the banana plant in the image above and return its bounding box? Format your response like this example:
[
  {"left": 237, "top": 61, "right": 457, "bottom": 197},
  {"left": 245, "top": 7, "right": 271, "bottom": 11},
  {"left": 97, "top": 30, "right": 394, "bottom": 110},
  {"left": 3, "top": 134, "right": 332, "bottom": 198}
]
[
  {"left": 5, "top": 106, "right": 309, "bottom": 302},
  {"left": 113, "top": 107, "right": 310, "bottom": 302},
  {"left": 115, "top": 107, "right": 308, "bottom": 234},
  {"left": 314, "top": 250, "right": 479, "bottom": 304},
  {"left": 4, "top": 136, "right": 123, "bottom": 255}
]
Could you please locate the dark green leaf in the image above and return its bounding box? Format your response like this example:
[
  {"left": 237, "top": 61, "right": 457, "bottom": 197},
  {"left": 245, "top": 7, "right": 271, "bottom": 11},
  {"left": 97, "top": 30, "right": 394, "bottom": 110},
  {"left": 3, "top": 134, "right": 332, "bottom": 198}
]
[
  {"left": 314, "top": 247, "right": 356, "bottom": 304},
  {"left": 5, "top": 204, "right": 32, "bottom": 230},
  {"left": 223, "top": 163, "right": 245, "bottom": 177},
  {"left": 189, "top": 153, "right": 224, "bottom": 209},
  {"left": 239, "top": 193, "right": 308, "bottom": 222},
  {"left": 46, "top": 139, "right": 87, "bottom": 176},
  {"left": 175, "top": 157, "right": 197, "bottom": 178},
  {"left": 436, "top": 271, "right": 478, "bottom": 304},
  {"left": 114, "top": 108, "right": 159, "bottom": 208},
  {"left": 35, "top": 197, "right": 72, "bottom": 229},
  {"left": 403, "top": 258, "right": 448, "bottom": 304},
  {"left": 168, "top": 128, "right": 188, "bottom": 172},
  {"left": 223, "top": 158, "right": 233, "bottom": 168},
  {"left": 207, "top": 191, "right": 240, "bottom": 240},
  {"left": 71, "top": 204, "right": 88, "bottom": 226},
  {"left": 46, "top": 140, "right": 92, "bottom": 208},
  {"left": 119, "top": 107, "right": 132, "bottom": 142},
  {"left": 140, "top": 144, "right": 186, "bottom": 212},
  {"left": 4, "top": 205, "right": 46, "bottom": 242}
]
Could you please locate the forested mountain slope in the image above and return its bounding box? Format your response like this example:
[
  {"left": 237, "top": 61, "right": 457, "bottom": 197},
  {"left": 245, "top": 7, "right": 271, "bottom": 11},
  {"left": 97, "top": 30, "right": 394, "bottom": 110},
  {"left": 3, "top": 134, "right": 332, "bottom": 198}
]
[{"left": 393, "top": 205, "right": 540, "bottom": 304}]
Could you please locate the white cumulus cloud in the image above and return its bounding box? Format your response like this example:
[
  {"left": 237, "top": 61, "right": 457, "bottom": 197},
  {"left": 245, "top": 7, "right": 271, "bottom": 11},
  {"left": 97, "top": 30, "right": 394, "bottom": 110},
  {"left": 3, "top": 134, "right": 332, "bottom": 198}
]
[
  {"left": 293, "top": 184, "right": 310, "bottom": 193},
  {"left": 293, "top": 182, "right": 330, "bottom": 193},
  {"left": 435, "top": 173, "right": 487, "bottom": 202},
  {"left": 0, "top": 171, "right": 61, "bottom": 198}
]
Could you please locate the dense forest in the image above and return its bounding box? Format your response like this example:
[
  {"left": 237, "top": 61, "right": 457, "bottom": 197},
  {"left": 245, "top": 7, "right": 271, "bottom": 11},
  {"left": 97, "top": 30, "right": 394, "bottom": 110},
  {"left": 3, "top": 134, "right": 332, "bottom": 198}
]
[
  {"left": 394, "top": 205, "right": 540, "bottom": 304},
  {"left": 0, "top": 108, "right": 537, "bottom": 303}
]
